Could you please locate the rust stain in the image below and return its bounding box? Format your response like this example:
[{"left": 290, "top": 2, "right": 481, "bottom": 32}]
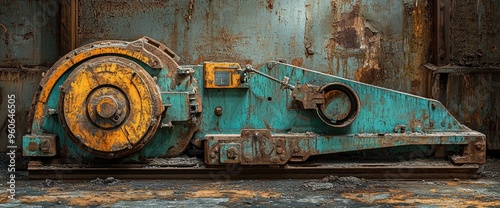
[
  {"left": 327, "top": 3, "right": 381, "bottom": 84},
  {"left": 194, "top": 54, "right": 205, "bottom": 65},
  {"left": 291, "top": 57, "right": 303, "bottom": 67},
  {"left": 411, "top": 79, "right": 421, "bottom": 94},
  {"left": 185, "top": 0, "right": 195, "bottom": 22},
  {"left": 404, "top": 0, "right": 430, "bottom": 95},
  {"left": 337, "top": 27, "right": 360, "bottom": 49},
  {"left": 189, "top": 190, "right": 280, "bottom": 202},
  {"left": 209, "top": 28, "right": 249, "bottom": 63},
  {"left": 335, "top": 4, "right": 364, "bottom": 49},
  {"left": 77, "top": 0, "right": 171, "bottom": 42},
  {"left": 23, "top": 31, "right": 34, "bottom": 40},
  {"left": 216, "top": 28, "right": 244, "bottom": 45},
  {"left": 266, "top": 0, "right": 274, "bottom": 11},
  {"left": 342, "top": 189, "right": 500, "bottom": 207},
  {"left": 0, "top": 190, "right": 174, "bottom": 206},
  {"left": 0, "top": 186, "right": 280, "bottom": 206}
]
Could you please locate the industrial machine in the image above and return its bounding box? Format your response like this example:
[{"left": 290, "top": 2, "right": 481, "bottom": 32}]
[{"left": 22, "top": 37, "right": 485, "bottom": 168}]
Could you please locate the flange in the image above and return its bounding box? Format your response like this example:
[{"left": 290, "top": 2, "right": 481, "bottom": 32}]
[{"left": 316, "top": 83, "right": 360, "bottom": 128}]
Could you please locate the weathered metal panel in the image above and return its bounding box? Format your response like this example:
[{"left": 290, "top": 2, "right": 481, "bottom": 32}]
[
  {"left": 0, "top": 0, "right": 60, "bottom": 67},
  {"left": 431, "top": 0, "right": 500, "bottom": 149},
  {"left": 0, "top": 68, "right": 45, "bottom": 152},
  {"left": 443, "top": 73, "right": 500, "bottom": 149},
  {"left": 449, "top": 0, "right": 500, "bottom": 67},
  {"left": 77, "top": 0, "right": 431, "bottom": 96}
]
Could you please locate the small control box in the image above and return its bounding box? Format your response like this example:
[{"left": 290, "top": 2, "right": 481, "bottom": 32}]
[{"left": 204, "top": 62, "right": 246, "bottom": 88}]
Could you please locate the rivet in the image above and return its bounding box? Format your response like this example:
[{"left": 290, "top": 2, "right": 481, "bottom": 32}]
[
  {"left": 28, "top": 142, "right": 37, "bottom": 151},
  {"left": 277, "top": 138, "right": 284, "bottom": 147},
  {"left": 227, "top": 147, "right": 239, "bottom": 159},
  {"left": 214, "top": 106, "right": 223, "bottom": 116},
  {"left": 279, "top": 155, "right": 286, "bottom": 161},
  {"left": 393, "top": 125, "right": 401, "bottom": 133}
]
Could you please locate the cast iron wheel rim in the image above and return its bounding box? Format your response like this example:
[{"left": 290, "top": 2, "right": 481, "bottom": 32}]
[{"left": 58, "top": 55, "right": 162, "bottom": 159}]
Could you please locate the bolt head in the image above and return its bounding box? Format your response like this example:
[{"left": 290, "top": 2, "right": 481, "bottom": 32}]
[
  {"left": 214, "top": 106, "right": 223, "bottom": 116},
  {"left": 279, "top": 155, "right": 286, "bottom": 161},
  {"left": 475, "top": 142, "right": 485, "bottom": 150},
  {"left": 28, "top": 142, "right": 37, "bottom": 151},
  {"left": 227, "top": 147, "right": 239, "bottom": 159}
]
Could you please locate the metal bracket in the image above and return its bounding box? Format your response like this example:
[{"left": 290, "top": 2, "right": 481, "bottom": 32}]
[
  {"left": 451, "top": 138, "right": 486, "bottom": 164},
  {"left": 160, "top": 92, "right": 190, "bottom": 122},
  {"left": 23, "top": 134, "right": 57, "bottom": 157},
  {"left": 204, "top": 129, "right": 315, "bottom": 166},
  {"left": 177, "top": 67, "right": 195, "bottom": 75},
  {"left": 290, "top": 84, "right": 324, "bottom": 109}
]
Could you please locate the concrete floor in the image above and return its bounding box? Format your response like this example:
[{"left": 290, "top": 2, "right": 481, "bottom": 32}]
[
  {"left": 0, "top": 177, "right": 499, "bottom": 207},
  {"left": 1, "top": 157, "right": 499, "bottom": 207}
]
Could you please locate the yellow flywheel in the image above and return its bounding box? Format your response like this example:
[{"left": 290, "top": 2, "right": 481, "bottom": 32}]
[{"left": 59, "top": 56, "right": 162, "bottom": 158}]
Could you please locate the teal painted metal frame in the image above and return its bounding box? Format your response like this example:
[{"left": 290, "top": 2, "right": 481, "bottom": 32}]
[{"left": 23, "top": 59, "right": 486, "bottom": 164}]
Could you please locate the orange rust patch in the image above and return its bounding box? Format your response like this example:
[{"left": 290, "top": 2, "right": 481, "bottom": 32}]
[
  {"left": 16, "top": 190, "right": 174, "bottom": 207},
  {"left": 342, "top": 188, "right": 500, "bottom": 207},
  {"left": 292, "top": 58, "right": 303, "bottom": 67},
  {"left": 189, "top": 190, "right": 281, "bottom": 202}
]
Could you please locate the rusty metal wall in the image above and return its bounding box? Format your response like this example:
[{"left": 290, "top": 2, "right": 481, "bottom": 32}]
[
  {"left": 77, "top": 0, "right": 432, "bottom": 96},
  {"left": 432, "top": 0, "right": 500, "bottom": 149},
  {"left": 449, "top": 0, "right": 500, "bottom": 66},
  {"left": 443, "top": 74, "right": 500, "bottom": 149},
  {"left": 1, "top": 0, "right": 498, "bottom": 150},
  {"left": 0, "top": 68, "right": 45, "bottom": 152},
  {"left": 0, "top": 0, "right": 60, "bottom": 67},
  {"left": 0, "top": 0, "right": 59, "bottom": 154}
]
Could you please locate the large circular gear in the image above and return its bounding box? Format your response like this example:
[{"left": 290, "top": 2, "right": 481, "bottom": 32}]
[{"left": 59, "top": 56, "right": 162, "bottom": 158}]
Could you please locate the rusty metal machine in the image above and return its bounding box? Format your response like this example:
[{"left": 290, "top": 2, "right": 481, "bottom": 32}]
[{"left": 22, "top": 37, "right": 486, "bottom": 167}]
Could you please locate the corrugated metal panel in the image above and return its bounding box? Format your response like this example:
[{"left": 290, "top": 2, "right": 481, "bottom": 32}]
[
  {"left": 443, "top": 74, "right": 500, "bottom": 149},
  {"left": 431, "top": 0, "right": 500, "bottom": 149},
  {"left": 0, "top": 0, "right": 60, "bottom": 66},
  {"left": 0, "top": 68, "right": 45, "bottom": 152},
  {"left": 449, "top": 0, "right": 500, "bottom": 67},
  {"left": 77, "top": 0, "right": 431, "bottom": 96}
]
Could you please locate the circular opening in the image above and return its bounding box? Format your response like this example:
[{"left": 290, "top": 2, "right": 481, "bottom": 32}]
[
  {"left": 316, "top": 83, "right": 360, "bottom": 128},
  {"left": 267, "top": 97, "right": 272, "bottom": 101}
]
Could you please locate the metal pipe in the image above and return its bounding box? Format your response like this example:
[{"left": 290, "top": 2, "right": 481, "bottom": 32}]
[{"left": 244, "top": 65, "right": 295, "bottom": 90}]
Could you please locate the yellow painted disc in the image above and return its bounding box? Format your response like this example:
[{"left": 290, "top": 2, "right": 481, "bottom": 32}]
[{"left": 59, "top": 56, "right": 162, "bottom": 158}]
